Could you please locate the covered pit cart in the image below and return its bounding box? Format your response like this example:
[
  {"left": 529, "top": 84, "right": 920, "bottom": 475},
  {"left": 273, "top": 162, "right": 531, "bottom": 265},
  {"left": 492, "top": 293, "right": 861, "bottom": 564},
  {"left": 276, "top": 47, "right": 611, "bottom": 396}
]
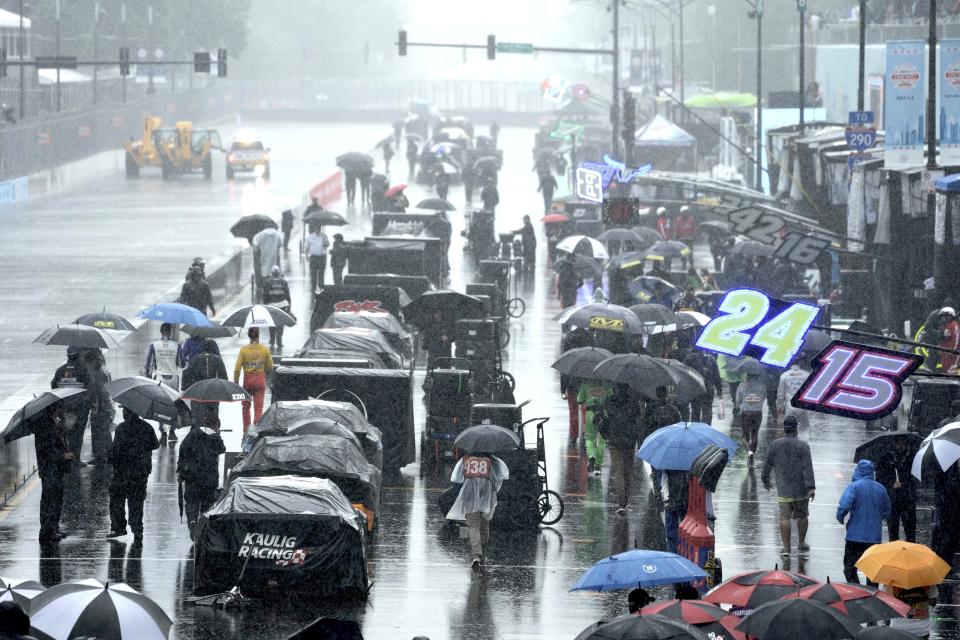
[
  {"left": 192, "top": 475, "right": 367, "bottom": 597},
  {"left": 297, "top": 327, "right": 406, "bottom": 369},
  {"left": 271, "top": 366, "right": 416, "bottom": 473},
  {"left": 323, "top": 310, "right": 412, "bottom": 358},
  {"left": 231, "top": 434, "right": 382, "bottom": 530},
  {"left": 310, "top": 284, "right": 412, "bottom": 331}
]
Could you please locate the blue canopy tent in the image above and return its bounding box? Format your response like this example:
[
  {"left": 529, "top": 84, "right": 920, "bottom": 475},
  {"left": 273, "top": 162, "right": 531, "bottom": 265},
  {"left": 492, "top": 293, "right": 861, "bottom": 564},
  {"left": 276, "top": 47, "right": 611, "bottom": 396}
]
[{"left": 634, "top": 115, "right": 698, "bottom": 172}]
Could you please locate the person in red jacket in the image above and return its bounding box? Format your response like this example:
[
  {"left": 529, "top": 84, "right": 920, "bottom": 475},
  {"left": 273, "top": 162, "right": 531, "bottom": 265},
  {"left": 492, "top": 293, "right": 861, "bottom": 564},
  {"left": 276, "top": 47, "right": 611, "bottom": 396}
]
[
  {"left": 655, "top": 207, "right": 672, "bottom": 240},
  {"left": 673, "top": 206, "right": 697, "bottom": 269},
  {"left": 938, "top": 307, "right": 960, "bottom": 372}
]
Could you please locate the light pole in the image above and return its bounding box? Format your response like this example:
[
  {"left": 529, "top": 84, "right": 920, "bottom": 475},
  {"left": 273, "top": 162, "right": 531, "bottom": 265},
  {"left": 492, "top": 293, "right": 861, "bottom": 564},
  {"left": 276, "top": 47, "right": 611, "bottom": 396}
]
[
  {"left": 798, "top": 0, "right": 806, "bottom": 133},
  {"left": 146, "top": 5, "right": 155, "bottom": 95},
  {"left": 708, "top": 4, "right": 717, "bottom": 90},
  {"left": 678, "top": 0, "right": 684, "bottom": 106},
  {"left": 121, "top": 2, "right": 127, "bottom": 103},
  {"left": 18, "top": 0, "right": 24, "bottom": 119},
  {"left": 55, "top": 0, "right": 61, "bottom": 112},
  {"left": 857, "top": 0, "right": 866, "bottom": 111},
  {"left": 749, "top": 0, "right": 764, "bottom": 191},
  {"left": 612, "top": 0, "right": 621, "bottom": 158},
  {"left": 93, "top": 1, "right": 100, "bottom": 105}
]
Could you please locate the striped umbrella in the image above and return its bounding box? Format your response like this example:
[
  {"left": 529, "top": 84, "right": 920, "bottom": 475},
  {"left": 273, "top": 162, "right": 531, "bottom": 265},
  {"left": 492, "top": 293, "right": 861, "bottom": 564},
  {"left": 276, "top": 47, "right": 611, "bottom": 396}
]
[
  {"left": 29, "top": 579, "right": 172, "bottom": 640},
  {"left": 0, "top": 577, "right": 45, "bottom": 613},
  {"left": 911, "top": 423, "right": 960, "bottom": 479}
]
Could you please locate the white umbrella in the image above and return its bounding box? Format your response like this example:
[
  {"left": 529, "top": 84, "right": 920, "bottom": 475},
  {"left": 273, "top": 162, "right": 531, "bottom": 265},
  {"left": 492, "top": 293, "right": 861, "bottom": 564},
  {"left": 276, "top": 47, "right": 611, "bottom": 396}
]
[
  {"left": 219, "top": 304, "right": 296, "bottom": 329},
  {"left": 556, "top": 235, "right": 610, "bottom": 260},
  {"left": 911, "top": 423, "right": 960, "bottom": 479},
  {"left": 0, "top": 577, "right": 45, "bottom": 612},
  {"left": 29, "top": 579, "right": 171, "bottom": 640}
]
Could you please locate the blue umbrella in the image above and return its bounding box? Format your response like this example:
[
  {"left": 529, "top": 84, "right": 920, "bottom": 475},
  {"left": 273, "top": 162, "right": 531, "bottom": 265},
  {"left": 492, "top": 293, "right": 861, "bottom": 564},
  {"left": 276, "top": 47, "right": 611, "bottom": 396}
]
[
  {"left": 138, "top": 303, "right": 212, "bottom": 326},
  {"left": 637, "top": 422, "right": 739, "bottom": 471},
  {"left": 571, "top": 549, "right": 707, "bottom": 591}
]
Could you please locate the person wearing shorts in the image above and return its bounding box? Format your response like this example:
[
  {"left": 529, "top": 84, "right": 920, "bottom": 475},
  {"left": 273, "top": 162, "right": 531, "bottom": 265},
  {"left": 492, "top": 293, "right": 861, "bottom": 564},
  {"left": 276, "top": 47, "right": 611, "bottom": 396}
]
[{"left": 761, "top": 416, "right": 816, "bottom": 557}]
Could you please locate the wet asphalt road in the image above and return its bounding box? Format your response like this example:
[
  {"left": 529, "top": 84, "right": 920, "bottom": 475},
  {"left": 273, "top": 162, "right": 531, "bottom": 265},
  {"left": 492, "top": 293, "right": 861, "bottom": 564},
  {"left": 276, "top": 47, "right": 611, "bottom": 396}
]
[{"left": 1, "top": 123, "right": 959, "bottom": 639}]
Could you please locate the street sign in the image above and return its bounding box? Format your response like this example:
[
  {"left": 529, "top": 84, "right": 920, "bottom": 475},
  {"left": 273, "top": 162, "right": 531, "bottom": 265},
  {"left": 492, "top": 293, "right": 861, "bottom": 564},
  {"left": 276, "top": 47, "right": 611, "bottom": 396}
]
[
  {"left": 496, "top": 42, "right": 534, "bottom": 54},
  {"left": 846, "top": 110, "right": 877, "bottom": 152},
  {"left": 35, "top": 56, "right": 78, "bottom": 70},
  {"left": 575, "top": 167, "right": 604, "bottom": 204}
]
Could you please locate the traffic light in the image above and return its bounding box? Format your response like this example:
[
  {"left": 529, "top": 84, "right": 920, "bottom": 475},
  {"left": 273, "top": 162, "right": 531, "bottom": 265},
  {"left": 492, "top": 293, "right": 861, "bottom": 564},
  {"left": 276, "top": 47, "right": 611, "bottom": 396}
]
[
  {"left": 0, "top": 49, "right": 7, "bottom": 79},
  {"left": 216, "top": 48, "right": 227, "bottom": 77},
  {"left": 119, "top": 47, "right": 130, "bottom": 76},
  {"left": 487, "top": 34, "right": 496, "bottom": 60},
  {"left": 194, "top": 51, "right": 211, "bottom": 73},
  {"left": 398, "top": 30, "right": 407, "bottom": 56}
]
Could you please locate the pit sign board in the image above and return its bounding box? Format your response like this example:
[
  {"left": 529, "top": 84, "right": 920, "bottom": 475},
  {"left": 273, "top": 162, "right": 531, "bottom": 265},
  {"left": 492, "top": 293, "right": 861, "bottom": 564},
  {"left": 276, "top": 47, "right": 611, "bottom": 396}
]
[
  {"left": 846, "top": 111, "right": 877, "bottom": 152},
  {"left": 575, "top": 167, "right": 604, "bottom": 204}
]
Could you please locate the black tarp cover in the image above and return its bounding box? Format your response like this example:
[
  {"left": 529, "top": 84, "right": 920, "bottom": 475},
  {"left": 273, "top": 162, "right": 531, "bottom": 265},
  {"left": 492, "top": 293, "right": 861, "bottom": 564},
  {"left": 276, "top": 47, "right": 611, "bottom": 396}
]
[
  {"left": 193, "top": 475, "right": 367, "bottom": 596},
  {"left": 301, "top": 328, "right": 404, "bottom": 369},
  {"left": 232, "top": 434, "right": 382, "bottom": 514},
  {"left": 246, "top": 415, "right": 383, "bottom": 470}
]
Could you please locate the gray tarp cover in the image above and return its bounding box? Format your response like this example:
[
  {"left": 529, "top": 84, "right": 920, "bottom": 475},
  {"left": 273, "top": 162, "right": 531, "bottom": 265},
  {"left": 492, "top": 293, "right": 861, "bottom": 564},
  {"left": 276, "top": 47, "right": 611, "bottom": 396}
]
[
  {"left": 323, "top": 311, "right": 412, "bottom": 357},
  {"left": 232, "top": 434, "right": 382, "bottom": 512},
  {"left": 303, "top": 327, "right": 404, "bottom": 367}
]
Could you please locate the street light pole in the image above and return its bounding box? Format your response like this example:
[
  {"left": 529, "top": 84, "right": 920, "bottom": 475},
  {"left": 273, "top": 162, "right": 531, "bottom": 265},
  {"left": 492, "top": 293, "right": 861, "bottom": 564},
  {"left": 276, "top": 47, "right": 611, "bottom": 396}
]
[
  {"left": 754, "top": 1, "right": 764, "bottom": 191},
  {"left": 18, "top": 0, "right": 24, "bottom": 119},
  {"left": 798, "top": 0, "right": 806, "bottom": 133},
  {"left": 612, "top": 0, "right": 621, "bottom": 158},
  {"left": 55, "top": 0, "right": 61, "bottom": 113},
  {"left": 93, "top": 1, "right": 99, "bottom": 105},
  {"left": 678, "top": 0, "right": 684, "bottom": 107},
  {"left": 857, "top": 0, "right": 866, "bottom": 111},
  {"left": 121, "top": 2, "right": 127, "bottom": 103},
  {"left": 927, "top": 0, "right": 937, "bottom": 175}
]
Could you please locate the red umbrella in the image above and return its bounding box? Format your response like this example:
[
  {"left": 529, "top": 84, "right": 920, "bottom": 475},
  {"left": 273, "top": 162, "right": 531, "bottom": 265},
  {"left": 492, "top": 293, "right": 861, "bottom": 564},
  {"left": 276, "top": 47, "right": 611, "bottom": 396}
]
[
  {"left": 640, "top": 600, "right": 745, "bottom": 640},
  {"left": 384, "top": 183, "right": 407, "bottom": 198},
  {"left": 787, "top": 578, "right": 911, "bottom": 623},
  {"left": 703, "top": 568, "right": 820, "bottom": 611},
  {"left": 542, "top": 213, "right": 570, "bottom": 224}
]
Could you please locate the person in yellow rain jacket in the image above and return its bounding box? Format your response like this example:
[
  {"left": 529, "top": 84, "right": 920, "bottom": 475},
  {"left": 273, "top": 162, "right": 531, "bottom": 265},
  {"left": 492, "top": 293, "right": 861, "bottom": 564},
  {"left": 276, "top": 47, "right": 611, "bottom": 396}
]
[{"left": 234, "top": 327, "right": 274, "bottom": 433}]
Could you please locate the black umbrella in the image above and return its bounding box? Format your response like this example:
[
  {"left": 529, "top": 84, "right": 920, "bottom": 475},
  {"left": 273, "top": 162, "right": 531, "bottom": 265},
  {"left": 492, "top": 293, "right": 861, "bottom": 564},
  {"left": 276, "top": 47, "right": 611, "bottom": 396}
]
[
  {"left": 700, "top": 220, "right": 733, "bottom": 237},
  {"left": 607, "top": 251, "right": 651, "bottom": 273},
  {"left": 656, "top": 358, "right": 708, "bottom": 403},
  {"left": 416, "top": 197, "right": 457, "bottom": 211},
  {"left": 629, "top": 303, "right": 679, "bottom": 326},
  {"left": 574, "top": 613, "right": 710, "bottom": 640},
  {"left": 180, "top": 322, "right": 235, "bottom": 339},
  {"left": 629, "top": 276, "right": 680, "bottom": 303},
  {"left": 556, "top": 303, "right": 646, "bottom": 335},
  {"left": 336, "top": 151, "right": 374, "bottom": 171},
  {"left": 647, "top": 240, "right": 692, "bottom": 261},
  {"left": 29, "top": 578, "right": 172, "bottom": 640},
  {"left": 554, "top": 255, "right": 603, "bottom": 280},
  {"left": 73, "top": 311, "right": 136, "bottom": 332},
  {"left": 730, "top": 239, "right": 774, "bottom": 258},
  {"left": 230, "top": 214, "right": 277, "bottom": 241},
  {"left": 2, "top": 388, "right": 87, "bottom": 444},
  {"left": 402, "top": 290, "right": 485, "bottom": 326},
  {"left": 597, "top": 228, "right": 648, "bottom": 245},
  {"left": 552, "top": 347, "right": 614, "bottom": 379},
  {"left": 303, "top": 209, "right": 348, "bottom": 226},
  {"left": 854, "top": 432, "right": 922, "bottom": 465},
  {"left": 181, "top": 379, "right": 251, "bottom": 403},
  {"left": 454, "top": 424, "right": 520, "bottom": 453},
  {"left": 593, "top": 353, "right": 675, "bottom": 393},
  {"left": 736, "top": 598, "right": 862, "bottom": 640},
  {"left": 801, "top": 330, "right": 833, "bottom": 356},
  {"left": 473, "top": 156, "right": 500, "bottom": 172},
  {"left": 34, "top": 324, "right": 120, "bottom": 350},
  {"left": 631, "top": 226, "right": 665, "bottom": 245},
  {"left": 103, "top": 376, "right": 180, "bottom": 423},
  {"left": 732, "top": 357, "right": 766, "bottom": 376}
]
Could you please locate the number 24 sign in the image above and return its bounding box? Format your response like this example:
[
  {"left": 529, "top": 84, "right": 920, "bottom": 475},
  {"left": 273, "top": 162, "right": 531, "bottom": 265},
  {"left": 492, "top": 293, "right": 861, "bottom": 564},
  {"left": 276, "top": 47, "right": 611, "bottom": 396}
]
[
  {"left": 791, "top": 341, "right": 921, "bottom": 420},
  {"left": 695, "top": 289, "right": 820, "bottom": 368}
]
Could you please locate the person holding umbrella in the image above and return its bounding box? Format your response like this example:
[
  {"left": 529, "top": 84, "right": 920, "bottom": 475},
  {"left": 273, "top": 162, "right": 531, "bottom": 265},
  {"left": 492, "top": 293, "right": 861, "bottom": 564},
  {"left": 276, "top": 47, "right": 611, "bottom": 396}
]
[
  {"left": 145, "top": 322, "right": 184, "bottom": 445},
  {"left": 83, "top": 349, "right": 114, "bottom": 467},
  {"left": 556, "top": 256, "right": 582, "bottom": 308},
  {"left": 599, "top": 383, "right": 645, "bottom": 515},
  {"left": 105, "top": 408, "right": 159, "bottom": 544},
  {"left": 446, "top": 442, "right": 510, "bottom": 571},
  {"left": 577, "top": 378, "right": 611, "bottom": 475},
  {"left": 260, "top": 265, "right": 292, "bottom": 350},
  {"left": 182, "top": 339, "right": 228, "bottom": 428},
  {"left": 33, "top": 403, "right": 73, "bottom": 543},
  {"left": 234, "top": 327, "right": 274, "bottom": 433},
  {"left": 177, "top": 422, "right": 226, "bottom": 540},
  {"left": 50, "top": 347, "right": 91, "bottom": 467},
  {"left": 874, "top": 437, "right": 920, "bottom": 542}
]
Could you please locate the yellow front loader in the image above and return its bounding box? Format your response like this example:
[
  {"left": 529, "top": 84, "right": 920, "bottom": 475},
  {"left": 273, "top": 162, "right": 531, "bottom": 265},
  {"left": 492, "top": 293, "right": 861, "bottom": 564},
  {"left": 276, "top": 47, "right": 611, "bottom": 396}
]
[
  {"left": 123, "top": 115, "right": 164, "bottom": 178},
  {"left": 156, "top": 121, "right": 223, "bottom": 180}
]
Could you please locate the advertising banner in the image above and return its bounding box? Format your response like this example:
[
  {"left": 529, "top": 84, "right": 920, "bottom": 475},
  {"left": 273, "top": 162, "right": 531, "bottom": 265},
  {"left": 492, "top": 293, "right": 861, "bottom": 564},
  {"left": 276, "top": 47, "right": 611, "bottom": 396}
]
[
  {"left": 941, "top": 39, "right": 960, "bottom": 164},
  {"left": 884, "top": 40, "right": 926, "bottom": 168}
]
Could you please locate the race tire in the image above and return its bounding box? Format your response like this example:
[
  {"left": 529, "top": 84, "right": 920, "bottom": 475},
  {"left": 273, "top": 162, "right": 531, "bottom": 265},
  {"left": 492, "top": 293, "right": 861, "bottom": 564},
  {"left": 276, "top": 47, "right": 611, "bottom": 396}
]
[
  {"left": 501, "top": 371, "right": 516, "bottom": 392},
  {"left": 538, "top": 490, "right": 564, "bottom": 525},
  {"left": 499, "top": 326, "right": 511, "bottom": 348}
]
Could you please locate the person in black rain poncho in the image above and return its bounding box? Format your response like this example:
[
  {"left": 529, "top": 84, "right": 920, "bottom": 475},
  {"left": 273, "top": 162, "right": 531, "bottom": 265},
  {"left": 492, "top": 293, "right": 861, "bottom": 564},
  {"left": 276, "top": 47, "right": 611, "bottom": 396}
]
[
  {"left": 177, "top": 423, "right": 226, "bottom": 540},
  {"left": 34, "top": 404, "right": 73, "bottom": 543},
  {"left": 512, "top": 215, "right": 537, "bottom": 273},
  {"left": 182, "top": 339, "right": 228, "bottom": 428},
  {"left": 106, "top": 408, "right": 159, "bottom": 545}
]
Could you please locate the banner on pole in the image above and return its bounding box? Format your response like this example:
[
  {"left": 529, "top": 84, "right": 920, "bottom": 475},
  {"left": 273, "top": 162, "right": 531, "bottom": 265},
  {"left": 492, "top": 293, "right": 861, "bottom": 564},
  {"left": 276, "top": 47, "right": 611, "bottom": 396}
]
[
  {"left": 941, "top": 39, "right": 960, "bottom": 165},
  {"left": 884, "top": 40, "right": 926, "bottom": 169}
]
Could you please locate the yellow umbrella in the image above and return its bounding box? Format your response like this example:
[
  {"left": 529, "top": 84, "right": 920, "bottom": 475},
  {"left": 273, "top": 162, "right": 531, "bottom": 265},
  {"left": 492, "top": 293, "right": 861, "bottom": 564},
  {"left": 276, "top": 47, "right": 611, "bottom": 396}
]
[{"left": 855, "top": 541, "right": 951, "bottom": 589}]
